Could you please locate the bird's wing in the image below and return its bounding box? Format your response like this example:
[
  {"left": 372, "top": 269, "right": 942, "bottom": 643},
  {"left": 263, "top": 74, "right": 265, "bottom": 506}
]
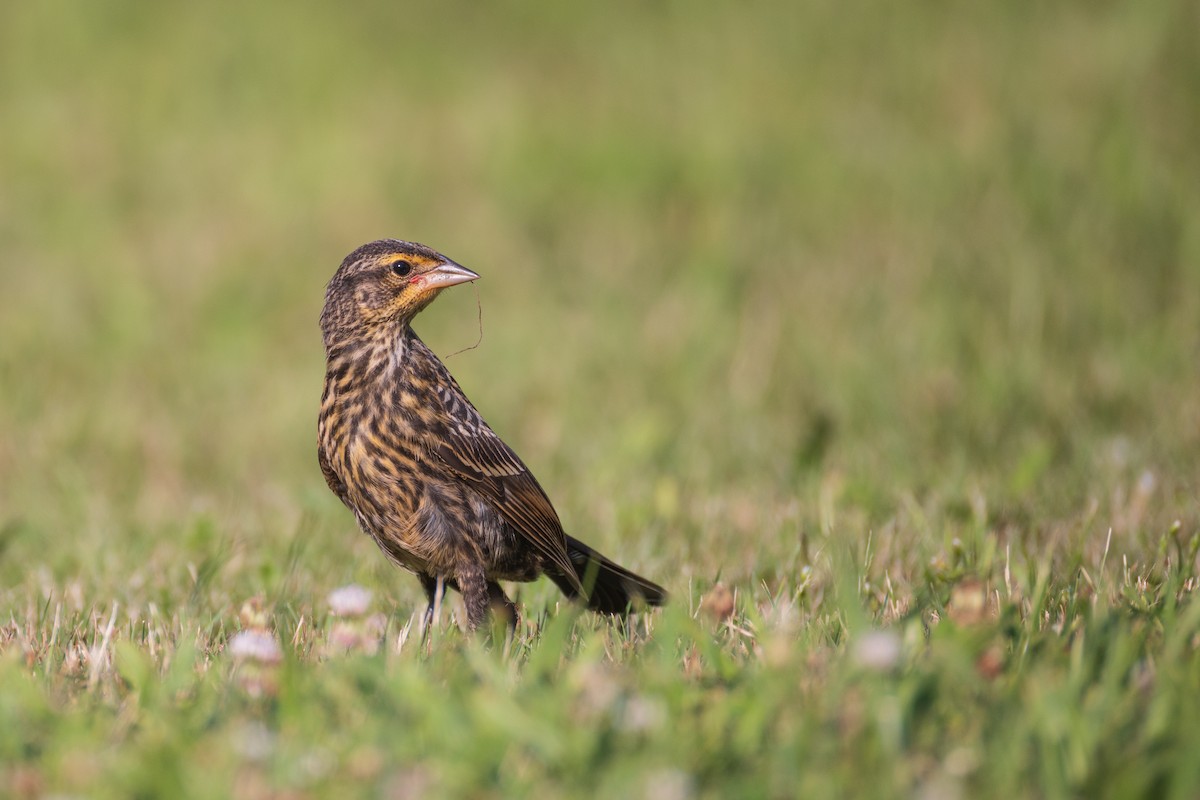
[
  {"left": 426, "top": 382, "right": 583, "bottom": 593},
  {"left": 318, "top": 439, "right": 350, "bottom": 505}
]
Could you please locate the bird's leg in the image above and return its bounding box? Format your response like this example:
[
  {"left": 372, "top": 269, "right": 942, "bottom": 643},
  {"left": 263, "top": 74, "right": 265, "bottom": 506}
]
[
  {"left": 418, "top": 574, "right": 445, "bottom": 634},
  {"left": 456, "top": 564, "right": 490, "bottom": 630},
  {"left": 487, "top": 581, "right": 519, "bottom": 633}
]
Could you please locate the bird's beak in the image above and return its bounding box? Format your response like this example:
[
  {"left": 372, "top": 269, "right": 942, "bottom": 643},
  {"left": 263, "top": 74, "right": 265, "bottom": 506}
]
[{"left": 422, "top": 261, "right": 480, "bottom": 290}]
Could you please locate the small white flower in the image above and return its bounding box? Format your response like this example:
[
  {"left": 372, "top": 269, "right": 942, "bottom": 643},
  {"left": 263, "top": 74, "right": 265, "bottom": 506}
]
[
  {"left": 228, "top": 630, "right": 283, "bottom": 664},
  {"left": 852, "top": 630, "right": 901, "bottom": 671},
  {"left": 329, "top": 622, "right": 362, "bottom": 652},
  {"left": 642, "top": 768, "right": 693, "bottom": 800},
  {"left": 620, "top": 695, "right": 666, "bottom": 733},
  {"left": 235, "top": 722, "right": 276, "bottom": 762},
  {"left": 328, "top": 584, "right": 373, "bottom": 617}
]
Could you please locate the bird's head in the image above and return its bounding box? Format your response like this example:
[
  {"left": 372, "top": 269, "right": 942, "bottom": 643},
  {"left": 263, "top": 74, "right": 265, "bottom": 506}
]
[{"left": 320, "top": 239, "right": 479, "bottom": 346}]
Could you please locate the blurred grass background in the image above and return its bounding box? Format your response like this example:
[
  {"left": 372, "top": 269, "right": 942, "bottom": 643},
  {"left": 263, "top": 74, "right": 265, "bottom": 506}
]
[{"left": 1, "top": 0, "right": 1199, "bottom": 797}]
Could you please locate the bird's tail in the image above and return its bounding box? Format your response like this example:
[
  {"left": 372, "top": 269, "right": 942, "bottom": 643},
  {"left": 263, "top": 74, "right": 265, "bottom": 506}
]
[{"left": 550, "top": 535, "right": 667, "bottom": 614}]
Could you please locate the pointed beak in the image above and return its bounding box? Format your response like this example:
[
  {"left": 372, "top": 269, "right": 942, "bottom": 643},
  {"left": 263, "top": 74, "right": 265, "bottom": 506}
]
[{"left": 422, "top": 261, "right": 480, "bottom": 290}]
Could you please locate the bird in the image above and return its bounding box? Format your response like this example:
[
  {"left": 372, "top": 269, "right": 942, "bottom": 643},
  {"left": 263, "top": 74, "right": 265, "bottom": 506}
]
[{"left": 318, "top": 239, "right": 667, "bottom": 630}]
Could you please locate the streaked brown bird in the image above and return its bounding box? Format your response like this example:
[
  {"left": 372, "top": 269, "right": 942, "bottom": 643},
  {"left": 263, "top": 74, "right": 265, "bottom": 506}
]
[{"left": 318, "top": 239, "right": 666, "bottom": 629}]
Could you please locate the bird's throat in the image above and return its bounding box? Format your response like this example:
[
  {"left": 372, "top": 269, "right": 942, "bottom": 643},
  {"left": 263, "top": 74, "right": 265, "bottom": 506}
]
[{"left": 324, "top": 322, "right": 415, "bottom": 388}]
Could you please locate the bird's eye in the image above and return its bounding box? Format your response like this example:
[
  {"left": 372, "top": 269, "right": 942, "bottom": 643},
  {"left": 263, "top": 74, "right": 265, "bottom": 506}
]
[{"left": 391, "top": 260, "right": 413, "bottom": 277}]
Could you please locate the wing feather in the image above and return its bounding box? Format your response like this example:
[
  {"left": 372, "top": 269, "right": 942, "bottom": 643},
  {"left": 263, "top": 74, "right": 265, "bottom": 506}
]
[
  {"left": 318, "top": 440, "right": 349, "bottom": 504},
  {"left": 412, "top": 340, "right": 583, "bottom": 594},
  {"left": 432, "top": 429, "right": 583, "bottom": 593}
]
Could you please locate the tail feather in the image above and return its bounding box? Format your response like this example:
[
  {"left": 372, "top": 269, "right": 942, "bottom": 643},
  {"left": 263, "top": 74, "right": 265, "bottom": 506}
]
[{"left": 550, "top": 535, "right": 667, "bottom": 614}]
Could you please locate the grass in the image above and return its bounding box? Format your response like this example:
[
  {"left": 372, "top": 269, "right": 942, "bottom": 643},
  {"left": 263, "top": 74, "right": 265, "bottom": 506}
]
[{"left": 2, "top": 0, "right": 1199, "bottom": 796}]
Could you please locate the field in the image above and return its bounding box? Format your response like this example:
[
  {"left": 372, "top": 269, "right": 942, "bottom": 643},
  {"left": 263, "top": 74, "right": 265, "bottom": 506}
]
[{"left": 2, "top": 1, "right": 1199, "bottom": 797}]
